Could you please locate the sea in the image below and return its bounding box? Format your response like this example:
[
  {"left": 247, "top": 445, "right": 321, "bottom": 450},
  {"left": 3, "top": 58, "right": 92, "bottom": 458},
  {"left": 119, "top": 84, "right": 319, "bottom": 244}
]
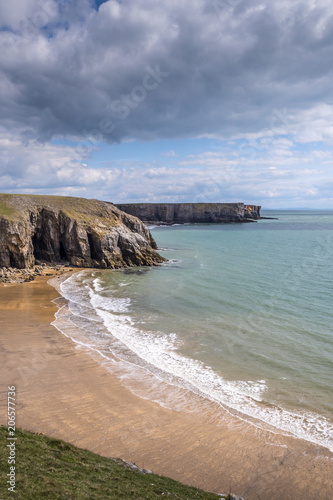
[{"left": 51, "top": 210, "right": 333, "bottom": 452}]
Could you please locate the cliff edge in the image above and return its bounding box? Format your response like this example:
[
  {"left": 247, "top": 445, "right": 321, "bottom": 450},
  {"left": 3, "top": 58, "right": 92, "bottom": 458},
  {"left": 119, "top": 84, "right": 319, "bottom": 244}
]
[
  {"left": 0, "top": 194, "right": 165, "bottom": 269},
  {"left": 115, "top": 203, "right": 261, "bottom": 225}
]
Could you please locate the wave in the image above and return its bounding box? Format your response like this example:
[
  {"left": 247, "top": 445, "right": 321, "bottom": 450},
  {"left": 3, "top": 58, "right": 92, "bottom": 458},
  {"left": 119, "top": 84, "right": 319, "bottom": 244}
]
[{"left": 50, "top": 271, "right": 333, "bottom": 453}]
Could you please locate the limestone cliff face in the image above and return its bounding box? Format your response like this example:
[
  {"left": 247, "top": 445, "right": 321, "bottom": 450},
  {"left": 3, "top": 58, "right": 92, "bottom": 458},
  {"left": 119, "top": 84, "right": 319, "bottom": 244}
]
[
  {"left": 115, "top": 203, "right": 261, "bottom": 224},
  {"left": 0, "top": 194, "right": 164, "bottom": 269},
  {"left": 244, "top": 205, "right": 261, "bottom": 219}
]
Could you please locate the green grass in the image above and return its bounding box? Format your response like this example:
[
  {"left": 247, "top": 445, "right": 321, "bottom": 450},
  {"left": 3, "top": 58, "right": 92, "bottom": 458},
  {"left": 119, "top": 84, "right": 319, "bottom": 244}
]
[
  {"left": 0, "top": 427, "right": 227, "bottom": 499},
  {"left": 0, "top": 200, "right": 17, "bottom": 221},
  {"left": 0, "top": 194, "right": 120, "bottom": 227}
]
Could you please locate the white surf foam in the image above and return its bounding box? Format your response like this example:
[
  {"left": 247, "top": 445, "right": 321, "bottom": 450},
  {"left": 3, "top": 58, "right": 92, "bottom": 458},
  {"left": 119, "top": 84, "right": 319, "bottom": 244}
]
[{"left": 51, "top": 271, "right": 333, "bottom": 453}]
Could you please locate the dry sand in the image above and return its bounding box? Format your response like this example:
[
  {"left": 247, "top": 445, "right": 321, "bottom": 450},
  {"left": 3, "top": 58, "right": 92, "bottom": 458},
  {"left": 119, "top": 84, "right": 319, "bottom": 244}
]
[{"left": 0, "top": 275, "right": 332, "bottom": 499}]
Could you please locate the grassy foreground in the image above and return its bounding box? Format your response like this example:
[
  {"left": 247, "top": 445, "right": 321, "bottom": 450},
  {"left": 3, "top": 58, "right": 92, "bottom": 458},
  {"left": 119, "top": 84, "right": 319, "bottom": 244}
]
[{"left": 0, "top": 426, "right": 228, "bottom": 499}]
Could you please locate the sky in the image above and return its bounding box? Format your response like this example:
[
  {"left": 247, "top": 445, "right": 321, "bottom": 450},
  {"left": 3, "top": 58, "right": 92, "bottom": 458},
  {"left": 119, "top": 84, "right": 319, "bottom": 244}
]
[{"left": 0, "top": 0, "right": 333, "bottom": 208}]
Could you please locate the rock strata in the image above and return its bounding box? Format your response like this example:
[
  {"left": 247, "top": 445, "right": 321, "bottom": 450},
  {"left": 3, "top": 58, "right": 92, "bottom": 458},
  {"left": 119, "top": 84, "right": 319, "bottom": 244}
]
[
  {"left": 0, "top": 194, "right": 165, "bottom": 270},
  {"left": 115, "top": 202, "right": 261, "bottom": 224}
]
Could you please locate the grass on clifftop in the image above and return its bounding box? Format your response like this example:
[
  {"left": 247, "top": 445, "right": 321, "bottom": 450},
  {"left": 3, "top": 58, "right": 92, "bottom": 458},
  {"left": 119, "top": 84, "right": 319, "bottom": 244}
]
[
  {"left": 0, "top": 201, "right": 16, "bottom": 220},
  {"left": 0, "top": 194, "right": 120, "bottom": 227},
  {"left": 0, "top": 426, "right": 227, "bottom": 500}
]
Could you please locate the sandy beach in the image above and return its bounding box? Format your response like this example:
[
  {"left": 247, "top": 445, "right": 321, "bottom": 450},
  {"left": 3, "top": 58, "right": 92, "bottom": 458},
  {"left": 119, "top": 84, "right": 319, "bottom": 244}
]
[{"left": 0, "top": 275, "right": 332, "bottom": 500}]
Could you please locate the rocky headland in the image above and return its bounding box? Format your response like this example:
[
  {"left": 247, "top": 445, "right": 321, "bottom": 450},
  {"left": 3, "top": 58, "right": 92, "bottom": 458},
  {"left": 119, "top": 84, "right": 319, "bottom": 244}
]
[
  {"left": 0, "top": 194, "right": 165, "bottom": 274},
  {"left": 115, "top": 202, "right": 261, "bottom": 225}
]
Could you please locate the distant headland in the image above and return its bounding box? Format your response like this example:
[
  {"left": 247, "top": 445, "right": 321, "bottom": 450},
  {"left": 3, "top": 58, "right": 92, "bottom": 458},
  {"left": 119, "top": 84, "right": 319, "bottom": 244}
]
[
  {"left": 115, "top": 202, "right": 261, "bottom": 225},
  {"left": 0, "top": 195, "right": 262, "bottom": 274}
]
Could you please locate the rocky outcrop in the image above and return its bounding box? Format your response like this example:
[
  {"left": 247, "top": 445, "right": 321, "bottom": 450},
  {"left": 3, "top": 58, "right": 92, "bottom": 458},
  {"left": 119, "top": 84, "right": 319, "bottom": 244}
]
[
  {"left": 0, "top": 194, "right": 165, "bottom": 269},
  {"left": 115, "top": 203, "right": 261, "bottom": 225},
  {"left": 0, "top": 264, "right": 72, "bottom": 283},
  {"left": 244, "top": 204, "right": 261, "bottom": 219}
]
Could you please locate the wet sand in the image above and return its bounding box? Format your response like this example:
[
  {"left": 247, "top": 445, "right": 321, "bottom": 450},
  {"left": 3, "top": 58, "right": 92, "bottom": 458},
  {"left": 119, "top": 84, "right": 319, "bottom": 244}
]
[{"left": 0, "top": 275, "right": 332, "bottom": 499}]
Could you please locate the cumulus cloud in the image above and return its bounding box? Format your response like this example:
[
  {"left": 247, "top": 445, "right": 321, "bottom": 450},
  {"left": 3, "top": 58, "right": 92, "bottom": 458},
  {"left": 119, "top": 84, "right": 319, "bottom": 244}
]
[
  {"left": 1, "top": 0, "right": 333, "bottom": 144},
  {"left": 1, "top": 127, "right": 331, "bottom": 208},
  {"left": 0, "top": 0, "right": 332, "bottom": 206}
]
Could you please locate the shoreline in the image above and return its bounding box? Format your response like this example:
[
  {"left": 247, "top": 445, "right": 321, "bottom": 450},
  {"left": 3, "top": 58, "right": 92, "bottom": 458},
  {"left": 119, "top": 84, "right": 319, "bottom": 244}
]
[
  {"left": 0, "top": 276, "right": 332, "bottom": 499},
  {"left": 0, "top": 263, "right": 77, "bottom": 284},
  {"left": 53, "top": 268, "right": 332, "bottom": 454}
]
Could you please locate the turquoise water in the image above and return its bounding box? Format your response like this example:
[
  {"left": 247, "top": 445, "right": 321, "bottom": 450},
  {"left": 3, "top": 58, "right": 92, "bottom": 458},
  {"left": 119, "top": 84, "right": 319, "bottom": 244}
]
[{"left": 52, "top": 211, "right": 333, "bottom": 451}]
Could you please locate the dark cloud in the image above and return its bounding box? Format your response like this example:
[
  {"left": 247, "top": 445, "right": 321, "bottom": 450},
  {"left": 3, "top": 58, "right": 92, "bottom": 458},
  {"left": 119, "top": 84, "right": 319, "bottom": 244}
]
[
  {"left": 0, "top": 0, "right": 332, "bottom": 207},
  {"left": 0, "top": 0, "right": 333, "bottom": 144}
]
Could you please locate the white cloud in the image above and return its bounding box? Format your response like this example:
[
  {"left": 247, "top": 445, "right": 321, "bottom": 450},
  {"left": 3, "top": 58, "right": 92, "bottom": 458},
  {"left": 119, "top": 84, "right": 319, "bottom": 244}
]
[
  {"left": 1, "top": 0, "right": 333, "bottom": 144},
  {"left": 161, "top": 150, "right": 176, "bottom": 157},
  {"left": 0, "top": 0, "right": 332, "bottom": 207}
]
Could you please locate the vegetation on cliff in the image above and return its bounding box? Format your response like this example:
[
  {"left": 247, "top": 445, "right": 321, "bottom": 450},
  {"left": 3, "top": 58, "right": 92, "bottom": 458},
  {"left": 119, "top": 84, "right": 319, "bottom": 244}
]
[
  {"left": 0, "top": 194, "right": 165, "bottom": 269},
  {"left": 0, "top": 426, "right": 232, "bottom": 499}
]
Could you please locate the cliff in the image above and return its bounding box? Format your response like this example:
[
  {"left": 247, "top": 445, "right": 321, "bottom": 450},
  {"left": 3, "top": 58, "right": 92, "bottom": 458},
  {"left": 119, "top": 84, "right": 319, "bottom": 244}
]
[
  {"left": 115, "top": 203, "right": 261, "bottom": 225},
  {"left": 0, "top": 194, "right": 165, "bottom": 269}
]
